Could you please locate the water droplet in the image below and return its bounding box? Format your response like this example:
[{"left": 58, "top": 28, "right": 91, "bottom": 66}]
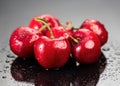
[
  {"left": 76, "top": 62, "right": 80, "bottom": 66},
  {"left": 5, "top": 60, "right": 10, "bottom": 63},
  {"left": 115, "top": 51, "right": 120, "bottom": 56},
  {"left": 0, "top": 48, "right": 5, "bottom": 52},
  {"left": 5, "top": 66, "right": 9, "bottom": 69},
  {"left": 2, "top": 76, "right": 6, "bottom": 79},
  {"left": 3, "top": 70, "right": 7, "bottom": 73},
  {"left": 117, "top": 61, "right": 120, "bottom": 64},
  {"left": 7, "top": 54, "right": 15, "bottom": 58},
  {"left": 102, "top": 47, "right": 110, "bottom": 51},
  {"left": 109, "top": 60, "right": 113, "bottom": 63}
]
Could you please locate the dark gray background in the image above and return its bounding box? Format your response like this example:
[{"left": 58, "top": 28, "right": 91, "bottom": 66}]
[{"left": 0, "top": 0, "right": 120, "bottom": 86}]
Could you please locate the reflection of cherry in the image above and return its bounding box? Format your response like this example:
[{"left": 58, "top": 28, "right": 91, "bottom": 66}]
[
  {"left": 35, "top": 70, "right": 70, "bottom": 86},
  {"left": 11, "top": 53, "right": 106, "bottom": 86},
  {"left": 73, "top": 53, "right": 107, "bottom": 86},
  {"left": 35, "top": 57, "right": 76, "bottom": 86},
  {"left": 11, "top": 57, "right": 44, "bottom": 82}
]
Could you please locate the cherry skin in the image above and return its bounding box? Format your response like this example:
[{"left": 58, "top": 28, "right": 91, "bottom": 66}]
[
  {"left": 29, "top": 14, "right": 61, "bottom": 34},
  {"left": 34, "top": 36, "right": 71, "bottom": 69},
  {"left": 9, "top": 26, "right": 42, "bottom": 58},
  {"left": 72, "top": 29, "right": 101, "bottom": 64},
  {"left": 46, "top": 26, "right": 73, "bottom": 39},
  {"left": 80, "top": 19, "right": 108, "bottom": 46}
]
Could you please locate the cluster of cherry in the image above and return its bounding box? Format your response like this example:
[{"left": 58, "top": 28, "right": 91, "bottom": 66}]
[{"left": 9, "top": 14, "right": 108, "bottom": 69}]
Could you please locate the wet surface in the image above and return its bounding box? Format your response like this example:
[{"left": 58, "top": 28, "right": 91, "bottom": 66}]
[
  {"left": 0, "top": 41, "right": 120, "bottom": 86},
  {"left": 10, "top": 53, "right": 106, "bottom": 86}
]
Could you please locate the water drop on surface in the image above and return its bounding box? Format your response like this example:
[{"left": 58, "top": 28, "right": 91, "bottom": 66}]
[
  {"left": 102, "top": 47, "right": 110, "bottom": 51},
  {"left": 7, "top": 54, "right": 16, "bottom": 58},
  {"left": 5, "top": 66, "right": 9, "bottom": 69},
  {"left": 108, "top": 60, "right": 113, "bottom": 63},
  {"left": 2, "top": 76, "right": 7, "bottom": 79},
  {"left": 76, "top": 62, "right": 80, "bottom": 66},
  {"left": 5, "top": 60, "right": 10, "bottom": 63},
  {"left": 115, "top": 51, "right": 120, "bottom": 56}
]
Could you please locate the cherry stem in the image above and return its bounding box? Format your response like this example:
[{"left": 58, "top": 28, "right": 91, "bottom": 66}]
[
  {"left": 69, "top": 34, "right": 79, "bottom": 43},
  {"left": 39, "top": 23, "right": 50, "bottom": 32},
  {"left": 63, "top": 21, "right": 79, "bottom": 43},
  {"left": 38, "top": 24, "right": 47, "bottom": 32},
  {"left": 66, "top": 21, "right": 79, "bottom": 30},
  {"left": 66, "top": 21, "right": 72, "bottom": 28},
  {"left": 35, "top": 18, "right": 54, "bottom": 39},
  {"left": 73, "top": 27, "right": 79, "bottom": 30}
]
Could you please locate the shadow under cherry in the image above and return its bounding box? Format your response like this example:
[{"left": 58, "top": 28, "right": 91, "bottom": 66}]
[{"left": 11, "top": 52, "right": 107, "bottom": 86}]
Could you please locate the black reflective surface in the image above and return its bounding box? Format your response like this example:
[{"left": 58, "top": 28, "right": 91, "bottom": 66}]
[{"left": 11, "top": 53, "right": 106, "bottom": 86}]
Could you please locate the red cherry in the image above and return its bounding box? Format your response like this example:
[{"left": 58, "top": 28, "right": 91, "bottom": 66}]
[
  {"left": 46, "top": 26, "right": 73, "bottom": 39},
  {"left": 34, "top": 36, "right": 71, "bottom": 69},
  {"left": 29, "top": 14, "right": 60, "bottom": 34},
  {"left": 9, "top": 26, "right": 42, "bottom": 58},
  {"left": 72, "top": 29, "right": 101, "bottom": 64},
  {"left": 40, "top": 14, "right": 61, "bottom": 27},
  {"left": 80, "top": 19, "right": 108, "bottom": 46}
]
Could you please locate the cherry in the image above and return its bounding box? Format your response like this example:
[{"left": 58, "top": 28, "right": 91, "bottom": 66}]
[
  {"left": 9, "top": 14, "right": 108, "bottom": 69},
  {"left": 45, "top": 21, "right": 74, "bottom": 46},
  {"left": 9, "top": 26, "right": 42, "bottom": 58},
  {"left": 33, "top": 19, "right": 71, "bottom": 69},
  {"left": 29, "top": 14, "right": 61, "bottom": 34},
  {"left": 80, "top": 19, "right": 108, "bottom": 46},
  {"left": 72, "top": 29, "right": 101, "bottom": 64},
  {"left": 34, "top": 36, "right": 71, "bottom": 69},
  {"left": 46, "top": 26, "right": 73, "bottom": 39}
]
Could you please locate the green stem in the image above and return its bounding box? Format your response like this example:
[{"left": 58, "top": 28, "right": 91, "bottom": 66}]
[
  {"left": 65, "top": 21, "right": 80, "bottom": 43},
  {"left": 66, "top": 21, "right": 79, "bottom": 30},
  {"left": 63, "top": 25, "right": 79, "bottom": 44},
  {"left": 39, "top": 24, "right": 47, "bottom": 32},
  {"left": 69, "top": 35, "right": 79, "bottom": 43},
  {"left": 72, "top": 27, "right": 79, "bottom": 30},
  {"left": 39, "top": 23, "right": 50, "bottom": 32},
  {"left": 35, "top": 18, "right": 54, "bottom": 39},
  {"left": 66, "top": 21, "right": 72, "bottom": 28}
]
